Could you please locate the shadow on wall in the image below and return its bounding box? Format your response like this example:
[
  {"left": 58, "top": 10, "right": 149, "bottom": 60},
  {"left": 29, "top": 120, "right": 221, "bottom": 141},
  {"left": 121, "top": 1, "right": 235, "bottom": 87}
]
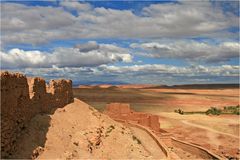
[
  {"left": 0, "top": 71, "right": 74, "bottom": 159},
  {"left": 11, "top": 115, "right": 51, "bottom": 159}
]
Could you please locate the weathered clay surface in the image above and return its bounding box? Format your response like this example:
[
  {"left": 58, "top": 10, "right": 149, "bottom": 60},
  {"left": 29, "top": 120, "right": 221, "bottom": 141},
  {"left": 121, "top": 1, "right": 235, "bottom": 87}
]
[
  {"left": 1, "top": 71, "right": 73, "bottom": 158},
  {"left": 104, "top": 103, "right": 161, "bottom": 133},
  {"left": 34, "top": 99, "right": 164, "bottom": 159}
]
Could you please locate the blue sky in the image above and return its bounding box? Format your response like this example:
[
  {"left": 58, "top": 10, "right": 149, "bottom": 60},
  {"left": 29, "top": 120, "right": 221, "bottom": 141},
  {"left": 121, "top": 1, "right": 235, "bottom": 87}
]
[{"left": 1, "top": 0, "right": 239, "bottom": 85}]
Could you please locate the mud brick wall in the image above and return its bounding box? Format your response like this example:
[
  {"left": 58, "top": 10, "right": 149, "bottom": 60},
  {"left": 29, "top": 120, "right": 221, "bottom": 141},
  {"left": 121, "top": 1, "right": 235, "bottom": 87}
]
[
  {"left": 27, "top": 77, "right": 47, "bottom": 115},
  {"left": 149, "top": 115, "right": 160, "bottom": 132},
  {"left": 106, "top": 103, "right": 131, "bottom": 115},
  {"left": 138, "top": 115, "right": 160, "bottom": 132},
  {"left": 47, "top": 79, "right": 74, "bottom": 109},
  {"left": 1, "top": 71, "right": 74, "bottom": 158},
  {"left": 105, "top": 103, "right": 161, "bottom": 133},
  {"left": 1, "top": 72, "right": 31, "bottom": 158}
]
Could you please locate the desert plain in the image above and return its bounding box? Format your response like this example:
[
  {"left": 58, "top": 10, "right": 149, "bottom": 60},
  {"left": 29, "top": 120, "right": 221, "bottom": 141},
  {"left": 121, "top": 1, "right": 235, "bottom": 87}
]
[
  {"left": 1, "top": 0, "right": 239, "bottom": 159},
  {"left": 1, "top": 71, "right": 239, "bottom": 159},
  {"left": 74, "top": 84, "right": 240, "bottom": 159}
]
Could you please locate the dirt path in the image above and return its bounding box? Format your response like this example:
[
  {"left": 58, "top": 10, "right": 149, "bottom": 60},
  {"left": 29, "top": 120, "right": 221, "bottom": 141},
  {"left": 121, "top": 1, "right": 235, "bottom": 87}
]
[
  {"left": 181, "top": 120, "right": 239, "bottom": 139},
  {"left": 129, "top": 127, "right": 166, "bottom": 158}
]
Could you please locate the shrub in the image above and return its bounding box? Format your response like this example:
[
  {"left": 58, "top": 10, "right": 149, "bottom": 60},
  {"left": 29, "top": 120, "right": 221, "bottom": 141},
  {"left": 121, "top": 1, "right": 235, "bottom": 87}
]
[
  {"left": 233, "top": 109, "right": 240, "bottom": 115},
  {"left": 206, "top": 107, "right": 222, "bottom": 115},
  {"left": 174, "top": 108, "right": 184, "bottom": 115},
  {"left": 222, "top": 105, "right": 240, "bottom": 115}
]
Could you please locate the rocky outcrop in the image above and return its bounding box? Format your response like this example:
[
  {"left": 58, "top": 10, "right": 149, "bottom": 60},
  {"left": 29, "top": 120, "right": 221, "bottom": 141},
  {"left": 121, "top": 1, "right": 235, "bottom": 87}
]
[
  {"left": 104, "top": 103, "right": 161, "bottom": 133},
  {"left": 1, "top": 71, "right": 73, "bottom": 158}
]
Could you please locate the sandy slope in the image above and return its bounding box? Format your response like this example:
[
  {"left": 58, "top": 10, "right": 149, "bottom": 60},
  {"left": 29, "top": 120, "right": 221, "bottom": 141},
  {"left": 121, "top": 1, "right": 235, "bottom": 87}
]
[
  {"left": 130, "top": 127, "right": 165, "bottom": 158},
  {"left": 12, "top": 98, "right": 165, "bottom": 159}
]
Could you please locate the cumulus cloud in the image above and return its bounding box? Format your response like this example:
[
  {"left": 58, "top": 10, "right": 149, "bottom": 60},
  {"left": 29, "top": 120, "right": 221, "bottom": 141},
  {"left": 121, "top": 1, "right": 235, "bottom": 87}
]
[
  {"left": 1, "top": 1, "right": 238, "bottom": 85},
  {"left": 130, "top": 41, "right": 240, "bottom": 62},
  {"left": 0, "top": 42, "right": 132, "bottom": 69},
  {"left": 1, "top": 3, "right": 77, "bottom": 45},
  {"left": 98, "top": 64, "right": 239, "bottom": 77},
  {"left": 75, "top": 41, "right": 99, "bottom": 52},
  {"left": 9, "top": 64, "right": 239, "bottom": 85},
  {"left": 1, "top": 49, "right": 49, "bottom": 68},
  {"left": 94, "top": 64, "right": 239, "bottom": 84},
  {"left": 60, "top": 1, "right": 92, "bottom": 12},
  {"left": 1, "top": 1, "right": 238, "bottom": 45}
]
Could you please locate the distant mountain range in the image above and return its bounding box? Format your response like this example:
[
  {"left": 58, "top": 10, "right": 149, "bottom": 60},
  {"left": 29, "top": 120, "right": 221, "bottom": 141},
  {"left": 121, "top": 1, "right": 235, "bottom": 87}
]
[
  {"left": 144, "top": 84, "right": 239, "bottom": 89},
  {"left": 75, "top": 82, "right": 239, "bottom": 89},
  {"left": 72, "top": 81, "right": 129, "bottom": 87}
]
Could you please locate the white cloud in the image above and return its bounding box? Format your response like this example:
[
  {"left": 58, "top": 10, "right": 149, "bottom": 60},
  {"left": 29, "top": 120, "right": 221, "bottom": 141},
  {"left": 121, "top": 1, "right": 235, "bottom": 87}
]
[
  {"left": 1, "top": 3, "right": 77, "bottom": 45},
  {"left": 1, "top": 49, "right": 49, "bottom": 68},
  {"left": 98, "top": 64, "right": 239, "bottom": 77},
  {"left": 1, "top": 2, "right": 238, "bottom": 85},
  {"left": 1, "top": 1, "right": 238, "bottom": 45},
  {"left": 8, "top": 64, "right": 238, "bottom": 85},
  {"left": 1, "top": 3, "right": 76, "bottom": 31},
  {"left": 130, "top": 41, "right": 240, "bottom": 62},
  {"left": 60, "top": 1, "right": 92, "bottom": 12},
  {"left": 0, "top": 42, "right": 132, "bottom": 69},
  {"left": 75, "top": 41, "right": 99, "bottom": 52}
]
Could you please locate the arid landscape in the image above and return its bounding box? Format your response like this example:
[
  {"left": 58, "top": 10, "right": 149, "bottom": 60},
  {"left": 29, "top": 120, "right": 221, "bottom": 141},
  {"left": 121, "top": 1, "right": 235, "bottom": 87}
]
[
  {"left": 1, "top": 0, "right": 239, "bottom": 159},
  {"left": 74, "top": 85, "right": 239, "bottom": 112},
  {"left": 74, "top": 84, "right": 240, "bottom": 159},
  {"left": 1, "top": 71, "right": 239, "bottom": 159}
]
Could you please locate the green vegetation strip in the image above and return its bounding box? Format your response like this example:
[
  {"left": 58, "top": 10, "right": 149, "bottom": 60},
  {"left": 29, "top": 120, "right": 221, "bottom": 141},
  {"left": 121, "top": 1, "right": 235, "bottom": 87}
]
[{"left": 175, "top": 105, "right": 240, "bottom": 115}]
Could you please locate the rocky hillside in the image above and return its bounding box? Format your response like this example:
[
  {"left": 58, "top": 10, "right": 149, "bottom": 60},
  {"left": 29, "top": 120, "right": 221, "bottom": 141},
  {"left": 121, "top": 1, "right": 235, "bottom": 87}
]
[{"left": 12, "top": 99, "right": 165, "bottom": 159}]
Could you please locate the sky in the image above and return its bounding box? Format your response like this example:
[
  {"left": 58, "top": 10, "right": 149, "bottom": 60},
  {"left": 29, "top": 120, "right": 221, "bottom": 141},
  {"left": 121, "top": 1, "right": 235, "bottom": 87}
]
[{"left": 0, "top": 0, "right": 239, "bottom": 85}]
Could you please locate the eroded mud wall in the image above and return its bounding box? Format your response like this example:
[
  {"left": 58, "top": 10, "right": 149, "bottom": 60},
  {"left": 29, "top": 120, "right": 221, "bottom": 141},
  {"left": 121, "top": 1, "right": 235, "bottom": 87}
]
[
  {"left": 1, "top": 71, "right": 74, "bottom": 158},
  {"left": 105, "top": 103, "right": 161, "bottom": 133}
]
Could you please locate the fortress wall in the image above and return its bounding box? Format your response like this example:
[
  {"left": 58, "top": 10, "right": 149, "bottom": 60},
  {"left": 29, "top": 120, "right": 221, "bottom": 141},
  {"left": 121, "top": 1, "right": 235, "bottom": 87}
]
[
  {"left": 1, "top": 71, "right": 74, "bottom": 158},
  {"left": 128, "top": 112, "right": 149, "bottom": 121},
  {"left": 47, "top": 79, "right": 74, "bottom": 109},
  {"left": 105, "top": 103, "right": 161, "bottom": 133},
  {"left": 106, "top": 103, "right": 131, "bottom": 114},
  {"left": 138, "top": 116, "right": 150, "bottom": 127},
  {"left": 149, "top": 115, "right": 161, "bottom": 132},
  {"left": 1, "top": 72, "right": 31, "bottom": 158},
  {"left": 27, "top": 77, "right": 47, "bottom": 115}
]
